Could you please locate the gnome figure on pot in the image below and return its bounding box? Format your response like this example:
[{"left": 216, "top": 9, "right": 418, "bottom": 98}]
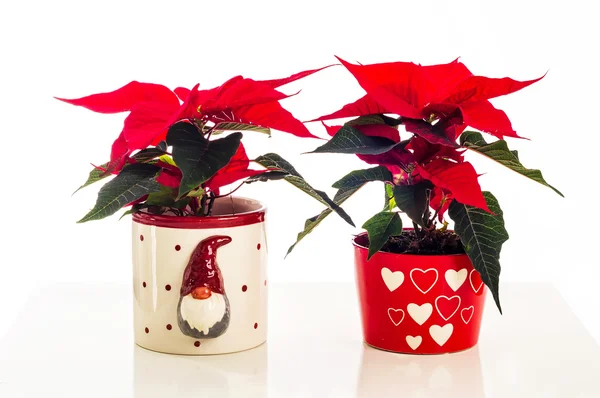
[{"left": 177, "top": 236, "right": 232, "bottom": 339}]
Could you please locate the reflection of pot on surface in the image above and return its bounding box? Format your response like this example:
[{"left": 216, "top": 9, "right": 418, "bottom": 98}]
[
  {"left": 134, "top": 343, "right": 268, "bottom": 398},
  {"left": 356, "top": 345, "right": 484, "bottom": 398}
]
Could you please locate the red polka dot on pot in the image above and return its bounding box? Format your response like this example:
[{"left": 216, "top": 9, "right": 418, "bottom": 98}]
[
  {"left": 140, "top": 235, "right": 144, "bottom": 241},
  {"left": 166, "top": 324, "right": 172, "bottom": 330},
  {"left": 194, "top": 341, "right": 201, "bottom": 347},
  {"left": 165, "top": 284, "right": 171, "bottom": 291},
  {"left": 242, "top": 285, "right": 248, "bottom": 292},
  {"left": 142, "top": 282, "right": 146, "bottom": 288},
  {"left": 145, "top": 327, "right": 149, "bottom": 334},
  {"left": 254, "top": 323, "right": 258, "bottom": 329},
  {"left": 257, "top": 243, "right": 261, "bottom": 250},
  {"left": 175, "top": 245, "right": 181, "bottom": 251}
]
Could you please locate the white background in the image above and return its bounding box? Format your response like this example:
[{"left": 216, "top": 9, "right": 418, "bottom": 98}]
[{"left": 1, "top": 0, "right": 598, "bottom": 343}]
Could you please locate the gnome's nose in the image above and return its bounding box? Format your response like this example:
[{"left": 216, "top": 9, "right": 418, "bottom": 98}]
[{"left": 191, "top": 286, "right": 212, "bottom": 300}]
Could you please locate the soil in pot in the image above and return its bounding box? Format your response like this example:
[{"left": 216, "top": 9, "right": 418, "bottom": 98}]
[{"left": 355, "top": 229, "right": 465, "bottom": 255}]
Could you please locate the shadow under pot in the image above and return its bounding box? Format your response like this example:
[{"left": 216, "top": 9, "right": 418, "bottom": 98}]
[{"left": 352, "top": 231, "right": 487, "bottom": 354}]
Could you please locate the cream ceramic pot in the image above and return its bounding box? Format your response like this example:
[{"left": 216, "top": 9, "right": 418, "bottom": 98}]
[{"left": 132, "top": 197, "right": 267, "bottom": 355}]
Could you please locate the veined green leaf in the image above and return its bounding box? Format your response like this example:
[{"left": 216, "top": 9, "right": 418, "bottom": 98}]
[
  {"left": 460, "top": 131, "right": 563, "bottom": 197},
  {"left": 286, "top": 166, "right": 391, "bottom": 256},
  {"left": 308, "top": 124, "right": 398, "bottom": 155},
  {"left": 384, "top": 183, "right": 396, "bottom": 211},
  {"left": 393, "top": 182, "right": 433, "bottom": 227},
  {"left": 167, "top": 122, "right": 242, "bottom": 197},
  {"left": 78, "top": 163, "right": 162, "bottom": 223},
  {"left": 255, "top": 153, "right": 355, "bottom": 228},
  {"left": 74, "top": 147, "right": 167, "bottom": 195},
  {"left": 213, "top": 122, "right": 271, "bottom": 136},
  {"left": 362, "top": 212, "right": 403, "bottom": 260},
  {"left": 448, "top": 191, "right": 509, "bottom": 313}
]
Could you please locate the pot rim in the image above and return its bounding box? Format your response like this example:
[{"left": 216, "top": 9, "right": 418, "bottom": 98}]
[
  {"left": 351, "top": 230, "right": 468, "bottom": 258},
  {"left": 132, "top": 196, "right": 266, "bottom": 229}
]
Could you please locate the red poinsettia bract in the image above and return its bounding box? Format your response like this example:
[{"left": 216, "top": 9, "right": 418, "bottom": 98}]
[
  {"left": 313, "top": 57, "right": 543, "bottom": 143},
  {"left": 56, "top": 67, "right": 326, "bottom": 172},
  {"left": 311, "top": 57, "right": 544, "bottom": 217}
]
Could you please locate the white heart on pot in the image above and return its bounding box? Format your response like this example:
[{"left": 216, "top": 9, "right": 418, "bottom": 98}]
[
  {"left": 444, "top": 269, "right": 467, "bottom": 292},
  {"left": 469, "top": 269, "right": 484, "bottom": 293},
  {"left": 407, "top": 303, "right": 433, "bottom": 326},
  {"left": 434, "top": 295, "right": 461, "bottom": 321},
  {"left": 381, "top": 267, "right": 404, "bottom": 292},
  {"left": 429, "top": 323, "right": 453, "bottom": 346},
  {"left": 387, "top": 308, "right": 405, "bottom": 326},
  {"left": 461, "top": 306, "right": 474, "bottom": 324},
  {"left": 410, "top": 268, "right": 439, "bottom": 294},
  {"left": 406, "top": 335, "right": 423, "bottom": 350}
]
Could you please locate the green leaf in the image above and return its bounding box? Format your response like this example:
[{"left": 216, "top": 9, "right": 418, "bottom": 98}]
[
  {"left": 384, "top": 184, "right": 396, "bottom": 211},
  {"left": 74, "top": 163, "right": 110, "bottom": 194},
  {"left": 286, "top": 166, "right": 392, "bottom": 256},
  {"left": 245, "top": 171, "right": 290, "bottom": 183},
  {"left": 119, "top": 209, "right": 134, "bottom": 220},
  {"left": 393, "top": 182, "right": 433, "bottom": 227},
  {"left": 186, "top": 187, "right": 205, "bottom": 198},
  {"left": 255, "top": 153, "right": 355, "bottom": 228},
  {"left": 74, "top": 147, "right": 167, "bottom": 195},
  {"left": 167, "top": 122, "right": 242, "bottom": 197},
  {"left": 213, "top": 122, "right": 271, "bottom": 136},
  {"left": 308, "top": 124, "right": 398, "bottom": 155},
  {"left": 254, "top": 153, "right": 303, "bottom": 177},
  {"left": 145, "top": 185, "right": 177, "bottom": 206},
  {"left": 132, "top": 147, "right": 168, "bottom": 163},
  {"left": 460, "top": 131, "right": 563, "bottom": 197},
  {"left": 78, "top": 163, "right": 162, "bottom": 223},
  {"left": 332, "top": 166, "right": 392, "bottom": 189},
  {"left": 362, "top": 212, "right": 403, "bottom": 260},
  {"left": 448, "top": 191, "right": 509, "bottom": 313},
  {"left": 158, "top": 155, "right": 176, "bottom": 166}
]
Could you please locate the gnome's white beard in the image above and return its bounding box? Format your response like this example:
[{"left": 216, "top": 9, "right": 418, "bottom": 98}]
[{"left": 180, "top": 292, "right": 226, "bottom": 335}]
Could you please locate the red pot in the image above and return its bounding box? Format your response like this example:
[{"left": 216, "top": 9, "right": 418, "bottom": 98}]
[{"left": 353, "top": 231, "right": 486, "bottom": 354}]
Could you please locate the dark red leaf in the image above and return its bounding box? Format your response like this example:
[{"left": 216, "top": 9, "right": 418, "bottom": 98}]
[
  {"left": 55, "top": 81, "right": 179, "bottom": 114},
  {"left": 459, "top": 100, "right": 523, "bottom": 140},
  {"left": 409, "top": 136, "right": 465, "bottom": 164},
  {"left": 443, "top": 74, "right": 545, "bottom": 104},
  {"left": 202, "top": 78, "right": 295, "bottom": 113},
  {"left": 336, "top": 56, "right": 424, "bottom": 119},
  {"left": 123, "top": 101, "right": 180, "bottom": 149},
  {"left": 108, "top": 131, "right": 131, "bottom": 173},
  {"left": 416, "top": 160, "right": 489, "bottom": 212},
  {"left": 204, "top": 143, "right": 262, "bottom": 190},
  {"left": 308, "top": 94, "right": 391, "bottom": 122},
  {"left": 156, "top": 161, "right": 182, "bottom": 188},
  {"left": 322, "top": 122, "right": 341, "bottom": 136},
  {"left": 233, "top": 100, "right": 318, "bottom": 138},
  {"left": 257, "top": 65, "right": 335, "bottom": 88},
  {"left": 423, "top": 59, "right": 474, "bottom": 99},
  {"left": 430, "top": 187, "right": 452, "bottom": 221},
  {"left": 404, "top": 119, "right": 459, "bottom": 148}
]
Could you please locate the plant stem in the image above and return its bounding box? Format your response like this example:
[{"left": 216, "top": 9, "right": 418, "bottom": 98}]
[
  {"left": 413, "top": 222, "right": 422, "bottom": 238},
  {"left": 206, "top": 193, "right": 216, "bottom": 216},
  {"left": 214, "top": 181, "right": 246, "bottom": 198},
  {"left": 199, "top": 194, "right": 208, "bottom": 216}
]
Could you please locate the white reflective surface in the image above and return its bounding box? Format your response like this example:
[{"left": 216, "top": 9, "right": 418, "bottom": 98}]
[{"left": 0, "top": 283, "right": 598, "bottom": 397}]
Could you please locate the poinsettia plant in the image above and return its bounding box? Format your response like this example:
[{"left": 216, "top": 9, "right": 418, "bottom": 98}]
[
  {"left": 292, "top": 57, "right": 562, "bottom": 313},
  {"left": 59, "top": 68, "right": 354, "bottom": 226}
]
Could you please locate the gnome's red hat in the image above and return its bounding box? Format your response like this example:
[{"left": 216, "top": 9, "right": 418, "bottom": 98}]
[{"left": 180, "top": 235, "right": 232, "bottom": 297}]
